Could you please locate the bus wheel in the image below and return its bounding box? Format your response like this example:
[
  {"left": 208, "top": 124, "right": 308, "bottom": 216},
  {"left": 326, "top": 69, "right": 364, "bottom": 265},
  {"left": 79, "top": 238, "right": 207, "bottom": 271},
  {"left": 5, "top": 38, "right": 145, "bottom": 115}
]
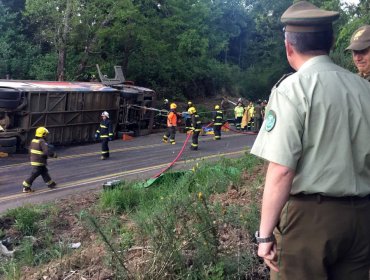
[
  {"left": 0, "top": 145, "right": 16, "bottom": 154},
  {"left": 0, "top": 137, "right": 17, "bottom": 147}
]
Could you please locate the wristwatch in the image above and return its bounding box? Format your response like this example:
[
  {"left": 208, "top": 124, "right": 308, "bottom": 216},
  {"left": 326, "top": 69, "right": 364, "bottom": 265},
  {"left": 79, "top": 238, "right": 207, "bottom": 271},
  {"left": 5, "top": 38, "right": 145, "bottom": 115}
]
[{"left": 255, "top": 231, "right": 275, "bottom": 243}]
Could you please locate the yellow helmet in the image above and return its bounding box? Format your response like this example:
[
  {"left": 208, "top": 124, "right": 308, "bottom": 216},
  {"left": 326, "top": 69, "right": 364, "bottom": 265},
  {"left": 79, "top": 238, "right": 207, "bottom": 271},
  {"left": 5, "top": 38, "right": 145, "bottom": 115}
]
[
  {"left": 35, "top": 127, "right": 49, "bottom": 138},
  {"left": 188, "top": 107, "right": 196, "bottom": 114},
  {"left": 170, "top": 103, "right": 177, "bottom": 109},
  {"left": 215, "top": 105, "right": 220, "bottom": 110}
]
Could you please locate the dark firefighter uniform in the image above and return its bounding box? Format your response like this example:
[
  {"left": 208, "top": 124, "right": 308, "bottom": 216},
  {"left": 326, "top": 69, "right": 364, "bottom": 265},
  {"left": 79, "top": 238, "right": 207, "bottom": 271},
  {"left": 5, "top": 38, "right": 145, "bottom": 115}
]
[
  {"left": 189, "top": 107, "right": 201, "bottom": 150},
  {"left": 213, "top": 105, "right": 223, "bottom": 140},
  {"left": 22, "top": 127, "right": 56, "bottom": 193},
  {"left": 96, "top": 111, "right": 113, "bottom": 160},
  {"left": 185, "top": 101, "right": 194, "bottom": 132}
]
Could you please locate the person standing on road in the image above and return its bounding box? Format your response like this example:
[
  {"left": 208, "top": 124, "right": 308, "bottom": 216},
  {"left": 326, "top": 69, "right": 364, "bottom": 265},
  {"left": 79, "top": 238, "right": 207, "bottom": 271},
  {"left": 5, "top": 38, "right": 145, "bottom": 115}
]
[
  {"left": 234, "top": 102, "right": 244, "bottom": 130},
  {"left": 22, "top": 127, "right": 57, "bottom": 193},
  {"left": 251, "top": 2, "right": 370, "bottom": 280},
  {"left": 185, "top": 101, "right": 194, "bottom": 132},
  {"left": 253, "top": 100, "right": 263, "bottom": 133},
  {"left": 245, "top": 101, "right": 255, "bottom": 131},
  {"left": 346, "top": 25, "right": 370, "bottom": 82},
  {"left": 163, "top": 103, "right": 178, "bottom": 144},
  {"left": 95, "top": 111, "right": 113, "bottom": 160},
  {"left": 188, "top": 106, "right": 201, "bottom": 150},
  {"left": 213, "top": 105, "right": 223, "bottom": 140}
]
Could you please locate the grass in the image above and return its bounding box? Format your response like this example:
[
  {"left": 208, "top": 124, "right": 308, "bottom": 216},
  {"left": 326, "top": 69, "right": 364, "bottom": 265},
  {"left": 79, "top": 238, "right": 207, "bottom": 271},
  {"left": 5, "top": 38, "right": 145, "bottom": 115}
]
[
  {"left": 0, "top": 153, "right": 266, "bottom": 279},
  {"left": 0, "top": 204, "right": 75, "bottom": 279},
  {"left": 97, "top": 153, "right": 264, "bottom": 278}
]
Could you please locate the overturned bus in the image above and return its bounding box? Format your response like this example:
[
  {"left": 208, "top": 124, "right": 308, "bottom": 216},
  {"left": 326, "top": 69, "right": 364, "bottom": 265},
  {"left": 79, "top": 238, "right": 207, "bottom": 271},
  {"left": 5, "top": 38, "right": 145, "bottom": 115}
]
[{"left": 0, "top": 66, "right": 155, "bottom": 153}]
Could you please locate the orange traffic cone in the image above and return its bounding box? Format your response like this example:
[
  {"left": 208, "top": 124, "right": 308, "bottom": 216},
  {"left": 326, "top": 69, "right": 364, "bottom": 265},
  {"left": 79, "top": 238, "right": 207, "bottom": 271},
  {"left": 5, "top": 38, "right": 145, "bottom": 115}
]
[{"left": 122, "top": 133, "right": 133, "bottom": 141}]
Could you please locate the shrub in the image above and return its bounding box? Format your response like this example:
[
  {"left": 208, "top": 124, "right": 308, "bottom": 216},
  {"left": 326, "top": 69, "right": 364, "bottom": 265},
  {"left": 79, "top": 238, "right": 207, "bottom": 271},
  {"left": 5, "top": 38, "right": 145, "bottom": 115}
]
[{"left": 5, "top": 206, "right": 41, "bottom": 236}]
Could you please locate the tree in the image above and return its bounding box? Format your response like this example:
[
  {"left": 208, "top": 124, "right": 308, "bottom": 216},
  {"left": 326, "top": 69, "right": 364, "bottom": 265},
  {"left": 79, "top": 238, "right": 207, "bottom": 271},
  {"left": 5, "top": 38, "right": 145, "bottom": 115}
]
[
  {"left": 0, "top": 1, "right": 38, "bottom": 79},
  {"left": 24, "top": 0, "right": 82, "bottom": 80}
]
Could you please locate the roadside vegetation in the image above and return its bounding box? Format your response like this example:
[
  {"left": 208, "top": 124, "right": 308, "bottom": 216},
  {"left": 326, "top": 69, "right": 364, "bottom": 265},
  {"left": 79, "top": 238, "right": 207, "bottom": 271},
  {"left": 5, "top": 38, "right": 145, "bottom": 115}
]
[{"left": 0, "top": 153, "right": 268, "bottom": 279}]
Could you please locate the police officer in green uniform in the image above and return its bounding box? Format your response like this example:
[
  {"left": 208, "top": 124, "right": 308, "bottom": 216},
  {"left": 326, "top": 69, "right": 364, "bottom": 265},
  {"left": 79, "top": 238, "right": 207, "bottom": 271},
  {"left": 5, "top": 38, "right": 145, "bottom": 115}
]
[
  {"left": 251, "top": 2, "right": 370, "bottom": 280},
  {"left": 346, "top": 25, "right": 370, "bottom": 82}
]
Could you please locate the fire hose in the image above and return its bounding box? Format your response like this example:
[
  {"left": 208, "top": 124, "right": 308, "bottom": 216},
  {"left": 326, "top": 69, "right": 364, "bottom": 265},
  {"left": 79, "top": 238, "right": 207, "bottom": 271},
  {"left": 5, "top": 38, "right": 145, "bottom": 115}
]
[
  {"left": 152, "top": 131, "right": 193, "bottom": 178},
  {"left": 223, "top": 123, "right": 258, "bottom": 135}
]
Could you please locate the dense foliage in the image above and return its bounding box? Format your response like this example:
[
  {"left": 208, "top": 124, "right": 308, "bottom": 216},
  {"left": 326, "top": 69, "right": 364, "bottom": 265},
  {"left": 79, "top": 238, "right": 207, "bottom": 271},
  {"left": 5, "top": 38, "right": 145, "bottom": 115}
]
[{"left": 0, "top": 0, "right": 367, "bottom": 100}]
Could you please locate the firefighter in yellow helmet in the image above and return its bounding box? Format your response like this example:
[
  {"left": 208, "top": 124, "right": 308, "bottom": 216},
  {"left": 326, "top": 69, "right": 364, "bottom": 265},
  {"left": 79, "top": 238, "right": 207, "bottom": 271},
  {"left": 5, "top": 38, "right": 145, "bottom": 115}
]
[
  {"left": 185, "top": 101, "right": 194, "bottom": 132},
  {"left": 213, "top": 105, "right": 223, "bottom": 140},
  {"left": 22, "top": 127, "right": 57, "bottom": 193},
  {"left": 95, "top": 111, "right": 113, "bottom": 160},
  {"left": 188, "top": 106, "right": 202, "bottom": 150},
  {"left": 163, "top": 103, "right": 178, "bottom": 144},
  {"left": 234, "top": 102, "right": 244, "bottom": 130}
]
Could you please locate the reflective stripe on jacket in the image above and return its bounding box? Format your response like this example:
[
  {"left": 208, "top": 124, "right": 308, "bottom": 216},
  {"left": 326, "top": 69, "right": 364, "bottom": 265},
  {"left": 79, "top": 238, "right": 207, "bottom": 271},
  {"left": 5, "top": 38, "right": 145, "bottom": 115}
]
[
  {"left": 213, "top": 110, "right": 223, "bottom": 125},
  {"left": 191, "top": 114, "right": 202, "bottom": 132},
  {"left": 29, "top": 138, "right": 48, "bottom": 166},
  {"left": 96, "top": 119, "right": 113, "bottom": 138}
]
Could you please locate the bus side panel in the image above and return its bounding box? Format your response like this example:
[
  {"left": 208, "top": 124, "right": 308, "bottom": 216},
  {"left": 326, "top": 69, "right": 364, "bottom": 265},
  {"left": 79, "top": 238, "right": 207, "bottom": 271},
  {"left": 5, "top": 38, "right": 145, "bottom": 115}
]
[{"left": 24, "top": 91, "right": 119, "bottom": 147}]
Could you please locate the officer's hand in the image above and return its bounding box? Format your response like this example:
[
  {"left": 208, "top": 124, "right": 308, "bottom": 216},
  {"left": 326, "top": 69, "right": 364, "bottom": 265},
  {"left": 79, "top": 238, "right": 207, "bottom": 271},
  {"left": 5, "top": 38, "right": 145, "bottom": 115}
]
[
  {"left": 95, "top": 133, "right": 99, "bottom": 140},
  {"left": 258, "top": 242, "right": 279, "bottom": 272},
  {"left": 109, "top": 137, "right": 113, "bottom": 141}
]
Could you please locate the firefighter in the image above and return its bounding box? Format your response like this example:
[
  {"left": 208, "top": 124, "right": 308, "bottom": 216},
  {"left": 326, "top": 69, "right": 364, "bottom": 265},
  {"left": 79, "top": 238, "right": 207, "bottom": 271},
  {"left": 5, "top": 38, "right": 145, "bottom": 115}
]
[
  {"left": 185, "top": 101, "right": 194, "bottom": 132},
  {"left": 95, "top": 111, "right": 113, "bottom": 160},
  {"left": 163, "top": 99, "right": 170, "bottom": 111},
  {"left": 163, "top": 103, "right": 177, "bottom": 144},
  {"left": 22, "top": 127, "right": 57, "bottom": 193},
  {"left": 234, "top": 102, "right": 244, "bottom": 130},
  {"left": 213, "top": 105, "right": 223, "bottom": 140},
  {"left": 246, "top": 101, "right": 255, "bottom": 131},
  {"left": 188, "top": 106, "right": 202, "bottom": 150}
]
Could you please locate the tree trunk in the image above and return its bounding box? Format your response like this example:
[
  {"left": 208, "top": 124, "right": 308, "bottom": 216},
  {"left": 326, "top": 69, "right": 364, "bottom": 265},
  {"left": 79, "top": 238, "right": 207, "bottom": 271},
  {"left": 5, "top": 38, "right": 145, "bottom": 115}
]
[{"left": 57, "top": 0, "right": 72, "bottom": 81}]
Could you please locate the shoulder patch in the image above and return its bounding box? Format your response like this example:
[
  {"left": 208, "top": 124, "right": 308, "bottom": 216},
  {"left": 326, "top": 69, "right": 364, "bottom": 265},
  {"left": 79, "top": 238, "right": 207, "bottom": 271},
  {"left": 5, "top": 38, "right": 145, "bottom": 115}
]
[
  {"left": 265, "top": 110, "right": 277, "bottom": 132},
  {"left": 273, "top": 72, "right": 294, "bottom": 88}
]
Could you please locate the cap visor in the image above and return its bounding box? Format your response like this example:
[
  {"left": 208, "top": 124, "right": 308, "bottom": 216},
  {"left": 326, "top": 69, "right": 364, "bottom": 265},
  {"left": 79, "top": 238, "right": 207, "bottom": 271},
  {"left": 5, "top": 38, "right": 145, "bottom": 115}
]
[{"left": 346, "top": 42, "right": 369, "bottom": 51}]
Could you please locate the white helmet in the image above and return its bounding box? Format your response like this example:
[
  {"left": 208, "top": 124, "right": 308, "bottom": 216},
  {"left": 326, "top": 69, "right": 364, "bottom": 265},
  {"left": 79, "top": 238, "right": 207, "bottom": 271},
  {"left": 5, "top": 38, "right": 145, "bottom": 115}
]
[{"left": 101, "top": 111, "right": 109, "bottom": 118}]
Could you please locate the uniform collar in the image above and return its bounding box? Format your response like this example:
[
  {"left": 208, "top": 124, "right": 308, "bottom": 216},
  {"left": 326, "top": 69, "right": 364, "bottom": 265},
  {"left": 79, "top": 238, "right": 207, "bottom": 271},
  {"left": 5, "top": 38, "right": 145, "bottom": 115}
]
[
  {"left": 359, "top": 72, "right": 370, "bottom": 81},
  {"left": 298, "top": 55, "right": 333, "bottom": 73}
]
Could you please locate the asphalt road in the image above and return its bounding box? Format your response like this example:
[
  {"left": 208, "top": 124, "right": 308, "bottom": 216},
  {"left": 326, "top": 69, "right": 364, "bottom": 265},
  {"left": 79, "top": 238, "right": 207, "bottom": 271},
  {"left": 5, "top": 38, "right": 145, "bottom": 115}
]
[{"left": 0, "top": 131, "right": 257, "bottom": 212}]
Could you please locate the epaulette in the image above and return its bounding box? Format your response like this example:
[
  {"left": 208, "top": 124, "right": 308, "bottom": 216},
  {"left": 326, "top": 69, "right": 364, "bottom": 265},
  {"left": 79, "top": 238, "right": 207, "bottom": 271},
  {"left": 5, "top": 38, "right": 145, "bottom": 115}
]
[{"left": 273, "top": 72, "right": 294, "bottom": 88}]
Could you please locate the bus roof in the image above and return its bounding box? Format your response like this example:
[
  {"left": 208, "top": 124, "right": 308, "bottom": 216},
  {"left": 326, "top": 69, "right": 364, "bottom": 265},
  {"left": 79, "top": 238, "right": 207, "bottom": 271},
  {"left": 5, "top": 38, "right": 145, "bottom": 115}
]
[{"left": 0, "top": 80, "right": 118, "bottom": 92}]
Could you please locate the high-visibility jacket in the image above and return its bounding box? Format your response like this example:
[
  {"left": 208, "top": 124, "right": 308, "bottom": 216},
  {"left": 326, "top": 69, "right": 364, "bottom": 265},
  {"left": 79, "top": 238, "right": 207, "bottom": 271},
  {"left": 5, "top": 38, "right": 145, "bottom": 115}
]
[
  {"left": 191, "top": 114, "right": 202, "bottom": 132},
  {"left": 246, "top": 105, "right": 255, "bottom": 118},
  {"left": 96, "top": 119, "right": 113, "bottom": 138},
  {"left": 213, "top": 110, "right": 224, "bottom": 126},
  {"left": 29, "top": 138, "right": 50, "bottom": 166},
  {"left": 234, "top": 106, "right": 244, "bottom": 118},
  {"left": 167, "top": 110, "right": 177, "bottom": 127}
]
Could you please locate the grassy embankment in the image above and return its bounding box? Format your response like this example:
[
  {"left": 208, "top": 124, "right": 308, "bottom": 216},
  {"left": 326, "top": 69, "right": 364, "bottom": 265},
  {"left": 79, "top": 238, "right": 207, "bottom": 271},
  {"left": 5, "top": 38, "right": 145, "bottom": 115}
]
[{"left": 0, "top": 152, "right": 268, "bottom": 279}]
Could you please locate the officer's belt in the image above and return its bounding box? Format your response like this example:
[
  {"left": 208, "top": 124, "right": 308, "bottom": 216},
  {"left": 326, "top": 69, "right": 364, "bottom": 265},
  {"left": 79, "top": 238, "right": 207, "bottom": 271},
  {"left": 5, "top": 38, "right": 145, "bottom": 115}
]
[{"left": 290, "top": 193, "right": 370, "bottom": 203}]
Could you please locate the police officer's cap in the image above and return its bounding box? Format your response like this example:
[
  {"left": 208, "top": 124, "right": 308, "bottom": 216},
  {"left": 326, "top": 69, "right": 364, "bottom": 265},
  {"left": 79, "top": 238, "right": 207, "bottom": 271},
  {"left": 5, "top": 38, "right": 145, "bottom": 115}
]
[
  {"left": 281, "top": 1, "right": 339, "bottom": 33},
  {"left": 346, "top": 25, "right": 370, "bottom": 51}
]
